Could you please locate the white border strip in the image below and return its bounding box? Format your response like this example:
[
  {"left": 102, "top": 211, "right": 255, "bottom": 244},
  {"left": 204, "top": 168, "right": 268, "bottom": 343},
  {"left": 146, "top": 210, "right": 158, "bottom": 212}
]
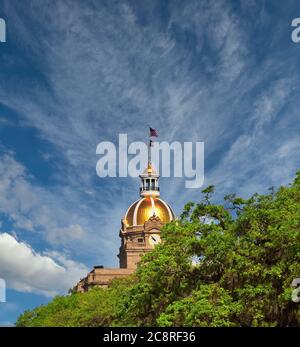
[
  {"left": 133, "top": 198, "right": 145, "bottom": 225},
  {"left": 157, "top": 198, "right": 173, "bottom": 221}
]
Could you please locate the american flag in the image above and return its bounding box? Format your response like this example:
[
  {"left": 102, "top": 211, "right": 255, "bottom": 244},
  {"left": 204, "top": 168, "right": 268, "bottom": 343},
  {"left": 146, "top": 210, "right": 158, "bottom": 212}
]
[{"left": 149, "top": 127, "right": 158, "bottom": 137}]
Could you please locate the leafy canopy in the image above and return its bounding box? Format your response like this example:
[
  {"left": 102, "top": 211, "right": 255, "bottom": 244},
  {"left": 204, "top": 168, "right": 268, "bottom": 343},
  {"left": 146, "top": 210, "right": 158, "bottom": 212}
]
[{"left": 16, "top": 172, "right": 300, "bottom": 327}]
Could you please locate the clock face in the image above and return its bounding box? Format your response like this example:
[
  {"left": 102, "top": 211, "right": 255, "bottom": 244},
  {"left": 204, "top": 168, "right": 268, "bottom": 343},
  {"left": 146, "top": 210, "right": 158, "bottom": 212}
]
[{"left": 149, "top": 234, "right": 161, "bottom": 246}]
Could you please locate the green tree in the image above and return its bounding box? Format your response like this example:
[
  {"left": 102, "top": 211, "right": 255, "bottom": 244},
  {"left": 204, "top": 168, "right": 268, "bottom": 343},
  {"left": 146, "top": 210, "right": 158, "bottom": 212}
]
[
  {"left": 17, "top": 173, "right": 300, "bottom": 327},
  {"left": 16, "top": 276, "right": 136, "bottom": 327},
  {"left": 118, "top": 173, "right": 300, "bottom": 326}
]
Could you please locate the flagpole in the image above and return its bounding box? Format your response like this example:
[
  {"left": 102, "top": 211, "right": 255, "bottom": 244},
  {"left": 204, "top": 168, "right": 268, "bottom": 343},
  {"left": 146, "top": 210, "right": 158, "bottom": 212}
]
[
  {"left": 148, "top": 136, "right": 151, "bottom": 165},
  {"left": 147, "top": 125, "right": 150, "bottom": 166},
  {"left": 148, "top": 126, "right": 158, "bottom": 167}
]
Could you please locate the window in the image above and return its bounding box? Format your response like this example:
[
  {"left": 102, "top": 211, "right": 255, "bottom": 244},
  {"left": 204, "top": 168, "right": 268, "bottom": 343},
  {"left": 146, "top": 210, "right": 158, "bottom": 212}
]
[
  {"left": 145, "top": 179, "right": 150, "bottom": 190},
  {"left": 151, "top": 179, "right": 155, "bottom": 190}
]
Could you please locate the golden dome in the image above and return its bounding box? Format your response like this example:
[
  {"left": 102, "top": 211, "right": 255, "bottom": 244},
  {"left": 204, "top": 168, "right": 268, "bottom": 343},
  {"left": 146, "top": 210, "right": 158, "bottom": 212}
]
[{"left": 124, "top": 196, "right": 175, "bottom": 227}]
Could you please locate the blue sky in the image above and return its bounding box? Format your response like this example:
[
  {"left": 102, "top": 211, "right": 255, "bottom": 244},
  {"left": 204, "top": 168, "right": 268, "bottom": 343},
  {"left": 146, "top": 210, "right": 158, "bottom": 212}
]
[{"left": 0, "top": 0, "right": 300, "bottom": 326}]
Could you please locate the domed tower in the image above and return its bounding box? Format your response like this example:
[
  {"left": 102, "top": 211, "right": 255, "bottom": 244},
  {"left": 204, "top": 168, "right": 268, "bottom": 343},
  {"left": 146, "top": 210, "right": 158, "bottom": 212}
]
[
  {"left": 118, "top": 161, "right": 175, "bottom": 270},
  {"left": 74, "top": 131, "right": 176, "bottom": 292}
]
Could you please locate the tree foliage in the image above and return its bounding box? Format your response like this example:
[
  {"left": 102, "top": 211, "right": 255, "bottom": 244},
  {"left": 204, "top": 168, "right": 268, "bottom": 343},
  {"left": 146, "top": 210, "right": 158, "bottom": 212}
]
[
  {"left": 16, "top": 277, "right": 136, "bottom": 327},
  {"left": 16, "top": 173, "right": 300, "bottom": 327}
]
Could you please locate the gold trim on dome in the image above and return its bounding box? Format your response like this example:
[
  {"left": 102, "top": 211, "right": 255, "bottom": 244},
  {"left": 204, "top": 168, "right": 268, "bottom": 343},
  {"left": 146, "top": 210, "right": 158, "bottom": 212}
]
[
  {"left": 124, "top": 199, "right": 139, "bottom": 227},
  {"left": 124, "top": 197, "right": 175, "bottom": 227},
  {"left": 152, "top": 198, "right": 172, "bottom": 223},
  {"left": 133, "top": 198, "right": 145, "bottom": 225}
]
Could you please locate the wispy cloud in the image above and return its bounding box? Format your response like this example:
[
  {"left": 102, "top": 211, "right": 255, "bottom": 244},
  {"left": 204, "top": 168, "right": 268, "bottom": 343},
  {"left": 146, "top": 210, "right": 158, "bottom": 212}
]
[
  {"left": 0, "top": 0, "right": 299, "bottom": 294},
  {"left": 0, "top": 152, "right": 119, "bottom": 265}
]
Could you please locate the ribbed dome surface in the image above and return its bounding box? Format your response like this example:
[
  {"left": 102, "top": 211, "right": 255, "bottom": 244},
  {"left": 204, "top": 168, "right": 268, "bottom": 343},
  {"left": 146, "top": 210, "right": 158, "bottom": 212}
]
[{"left": 124, "top": 197, "right": 175, "bottom": 226}]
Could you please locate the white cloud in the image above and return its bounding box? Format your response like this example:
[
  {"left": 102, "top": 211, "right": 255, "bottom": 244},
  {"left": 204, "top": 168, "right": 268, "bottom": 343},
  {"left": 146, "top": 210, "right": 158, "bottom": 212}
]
[
  {"left": 0, "top": 117, "right": 15, "bottom": 127},
  {"left": 0, "top": 233, "right": 88, "bottom": 296},
  {"left": 0, "top": 152, "right": 121, "bottom": 266},
  {"left": 0, "top": 154, "right": 86, "bottom": 244},
  {"left": 47, "top": 224, "right": 86, "bottom": 245}
]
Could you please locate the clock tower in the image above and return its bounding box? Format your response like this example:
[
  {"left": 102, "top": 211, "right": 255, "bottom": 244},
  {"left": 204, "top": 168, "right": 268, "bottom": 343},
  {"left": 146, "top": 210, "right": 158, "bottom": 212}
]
[
  {"left": 118, "top": 162, "right": 175, "bottom": 269},
  {"left": 74, "top": 141, "right": 175, "bottom": 292}
]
